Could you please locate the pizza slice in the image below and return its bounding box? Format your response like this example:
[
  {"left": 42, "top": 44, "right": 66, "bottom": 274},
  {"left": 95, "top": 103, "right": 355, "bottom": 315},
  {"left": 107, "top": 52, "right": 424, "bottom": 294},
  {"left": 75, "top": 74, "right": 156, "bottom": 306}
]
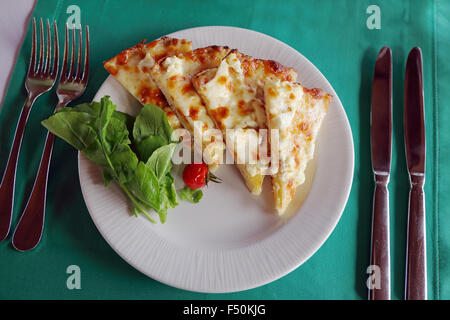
[
  {"left": 192, "top": 51, "right": 295, "bottom": 194},
  {"left": 150, "top": 46, "right": 230, "bottom": 170},
  {"left": 264, "top": 78, "right": 331, "bottom": 214},
  {"left": 192, "top": 50, "right": 298, "bottom": 194},
  {"left": 103, "top": 37, "right": 192, "bottom": 129}
]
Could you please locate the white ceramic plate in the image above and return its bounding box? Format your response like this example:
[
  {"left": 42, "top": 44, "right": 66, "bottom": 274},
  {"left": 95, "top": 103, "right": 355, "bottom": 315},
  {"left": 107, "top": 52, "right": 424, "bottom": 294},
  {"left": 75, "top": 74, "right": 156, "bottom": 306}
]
[{"left": 78, "top": 26, "right": 354, "bottom": 293}]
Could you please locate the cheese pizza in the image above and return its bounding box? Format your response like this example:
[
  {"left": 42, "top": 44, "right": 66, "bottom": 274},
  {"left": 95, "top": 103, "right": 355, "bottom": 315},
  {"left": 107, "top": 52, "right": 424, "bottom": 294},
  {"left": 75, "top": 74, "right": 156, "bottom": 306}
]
[
  {"left": 103, "top": 37, "right": 192, "bottom": 129},
  {"left": 150, "top": 46, "right": 231, "bottom": 170},
  {"left": 193, "top": 50, "right": 298, "bottom": 194},
  {"left": 264, "top": 78, "right": 331, "bottom": 214}
]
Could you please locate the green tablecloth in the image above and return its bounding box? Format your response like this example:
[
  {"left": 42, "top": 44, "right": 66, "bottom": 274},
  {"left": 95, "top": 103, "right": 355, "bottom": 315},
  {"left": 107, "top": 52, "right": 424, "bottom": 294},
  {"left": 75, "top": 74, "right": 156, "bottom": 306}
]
[{"left": 0, "top": 0, "right": 448, "bottom": 300}]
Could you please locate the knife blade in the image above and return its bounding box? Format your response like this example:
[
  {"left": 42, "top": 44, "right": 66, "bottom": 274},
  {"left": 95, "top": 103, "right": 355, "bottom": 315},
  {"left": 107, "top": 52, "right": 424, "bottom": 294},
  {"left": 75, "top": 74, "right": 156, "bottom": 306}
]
[
  {"left": 368, "top": 46, "right": 392, "bottom": 300},
  {"left": 404, "top": 46, "right": 427, "bottom": 300}
]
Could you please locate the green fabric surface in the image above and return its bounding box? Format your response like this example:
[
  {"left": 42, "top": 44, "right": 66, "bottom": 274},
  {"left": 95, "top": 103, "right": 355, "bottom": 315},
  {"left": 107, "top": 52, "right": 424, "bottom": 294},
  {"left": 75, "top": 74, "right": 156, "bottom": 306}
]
[{"left": 0, "top": 0, "right": 448, "bottom": 299}]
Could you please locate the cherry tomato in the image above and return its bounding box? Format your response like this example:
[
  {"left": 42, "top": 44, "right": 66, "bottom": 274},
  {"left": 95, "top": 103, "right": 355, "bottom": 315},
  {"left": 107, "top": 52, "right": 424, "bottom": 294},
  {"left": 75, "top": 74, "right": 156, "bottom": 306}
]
[
  {"left": 182, "top": 163, "right": 223, "bottom": 190},
  {"left": 183, "top": 163, "right": 209, "bottom": 189}
]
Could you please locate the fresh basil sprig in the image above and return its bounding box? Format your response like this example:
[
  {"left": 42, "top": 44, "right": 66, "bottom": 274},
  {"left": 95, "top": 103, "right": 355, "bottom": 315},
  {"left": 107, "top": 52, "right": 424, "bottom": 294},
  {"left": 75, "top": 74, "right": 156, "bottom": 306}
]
[{"left": 42, "top": 96, "right": 181, "bottom": 223}]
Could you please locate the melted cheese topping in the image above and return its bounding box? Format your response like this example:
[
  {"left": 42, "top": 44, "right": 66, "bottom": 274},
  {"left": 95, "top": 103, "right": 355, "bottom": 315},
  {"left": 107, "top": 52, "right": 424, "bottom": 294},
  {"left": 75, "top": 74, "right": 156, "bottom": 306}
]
[
  {"left": 103, "top": 37, "right": 192, "bottom": 129},
  {"left": 193, "top": 52, "right": 269, "bottom": 180},
  {"left": 151, "top": 46, "right": 230, "bottom": 169},
  {"left": 239, "top": 53, "right": 298, "bottom": 100},
  {"left": 265, "top": 78, "right": 331, "bottom": 214}
]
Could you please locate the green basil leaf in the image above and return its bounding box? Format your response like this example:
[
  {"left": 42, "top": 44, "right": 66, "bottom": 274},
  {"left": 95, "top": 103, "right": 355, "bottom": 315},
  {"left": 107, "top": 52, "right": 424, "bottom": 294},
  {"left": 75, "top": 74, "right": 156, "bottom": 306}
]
[
  {"left": 102, "top": 169, "right": 114, "bottom": 186},
  {"left": 125, "top": 161, "right": 160, "bottom": 210},
  {"left": 133, "top": 104, "right": 174, "bottom": 142},
  {"left": 95, "top": 96, "right": 116, "bottom": 154},
  {"left": 136, "top": 135, "right": 167, "bottom": 162},
  {"left": 146, "top": 143, "right": 177, "bottom": 181},
  {"left": 179, "top": 187, "right": 203, "bottom": 203},
  {"left": 133, "top": 104, "right": 175, "bottom": 160},
  {"left": 107, "top": 144, "right": 139, "bottom": 184},
  {"left": 41, "top": 111, "right": 97, "bottom": 151},
  {"left": 160, "top": 174, "right": 178, "bottom": 208}
]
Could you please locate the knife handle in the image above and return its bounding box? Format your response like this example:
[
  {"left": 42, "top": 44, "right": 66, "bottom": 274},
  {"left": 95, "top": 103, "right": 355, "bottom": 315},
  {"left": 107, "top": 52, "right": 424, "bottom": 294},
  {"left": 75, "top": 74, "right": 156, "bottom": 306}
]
[
  {"left": 405, "top": 174, "right": 427, "bottom": 300},
  {"left": 369, "top": 174, "right": 390, "bottom": 300}
]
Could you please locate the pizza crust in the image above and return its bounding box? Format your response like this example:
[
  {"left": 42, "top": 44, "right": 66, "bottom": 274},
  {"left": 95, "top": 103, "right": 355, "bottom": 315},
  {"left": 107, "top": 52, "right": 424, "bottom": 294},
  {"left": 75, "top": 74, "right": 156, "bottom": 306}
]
[{"left": 103, "top": 37, "right": 192, "bottom": 129}]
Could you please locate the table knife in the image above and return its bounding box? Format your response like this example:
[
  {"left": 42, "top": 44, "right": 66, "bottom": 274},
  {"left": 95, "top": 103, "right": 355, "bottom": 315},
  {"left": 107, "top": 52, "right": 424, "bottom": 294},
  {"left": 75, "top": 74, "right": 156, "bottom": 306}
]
[
  {"left": 404, "top": 47, "right": 427, "bottom": 300},
  {"left": 369, "top": 46, "right": 392, "bottom": 300}
]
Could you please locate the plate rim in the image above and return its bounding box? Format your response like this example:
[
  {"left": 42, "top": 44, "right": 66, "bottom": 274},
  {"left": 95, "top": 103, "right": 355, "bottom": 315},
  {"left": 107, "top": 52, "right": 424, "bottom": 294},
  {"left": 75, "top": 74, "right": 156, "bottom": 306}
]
[{"left": 78, "top": 25, "right": 355, "bottom": 293}]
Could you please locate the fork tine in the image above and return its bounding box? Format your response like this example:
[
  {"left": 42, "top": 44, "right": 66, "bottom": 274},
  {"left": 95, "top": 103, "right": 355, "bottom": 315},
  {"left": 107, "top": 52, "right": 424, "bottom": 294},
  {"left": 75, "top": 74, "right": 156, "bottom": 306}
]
[
  {"left": 50, "top": 20, "right": 59, "bottom": 78},
  {"left": 75, "top": 26, "right": 82, "bottom": 80},
  {"left": 37, "top": 18, "right": 44, "bottom": 74},
  {"left": 27, "top": 18, "right": 37, "bottom": 76},
  {"left": 81, "top": 25, "right": 90, "bottom": 83},
  {"left": 60, "top": 23, "right": 69, "bottom": 80},
  {"left": 43, "top": 19, "right": 51, "bottom": 75},
  {"left": 67, "top": 27, "right": 76, "bottom": 79}
]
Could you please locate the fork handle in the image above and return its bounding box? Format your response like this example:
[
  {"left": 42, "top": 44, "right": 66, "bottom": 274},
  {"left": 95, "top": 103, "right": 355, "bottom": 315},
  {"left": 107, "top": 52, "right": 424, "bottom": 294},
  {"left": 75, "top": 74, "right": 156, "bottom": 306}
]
[
  {"left": 0, "top": 98, "right": 33, "bottom": 241},
  {"left": 368, "top": 174, "right": 390, "bottom": 300},
  {"left": 12, "top": 131, "right": 55, "bottom": 251}
]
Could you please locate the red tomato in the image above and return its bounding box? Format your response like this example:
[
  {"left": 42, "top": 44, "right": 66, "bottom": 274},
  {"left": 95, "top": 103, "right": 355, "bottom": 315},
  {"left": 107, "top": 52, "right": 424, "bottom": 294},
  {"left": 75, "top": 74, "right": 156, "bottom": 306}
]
[
  {"left": 183, "top": 163, "right": 209, "bottom": 189},
  {"left": 182, "top": 163, "right": 222, "bottom": 189}
]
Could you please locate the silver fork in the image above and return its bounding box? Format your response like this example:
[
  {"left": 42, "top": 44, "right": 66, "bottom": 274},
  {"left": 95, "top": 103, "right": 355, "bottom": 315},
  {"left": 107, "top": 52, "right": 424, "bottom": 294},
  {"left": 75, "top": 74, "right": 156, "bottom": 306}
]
[
  {"left": 11, "top": 24, "right": 89, "bottom": 251},
  {"left": 0, "top": 18, "right": 59, "bottom": 242}
]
